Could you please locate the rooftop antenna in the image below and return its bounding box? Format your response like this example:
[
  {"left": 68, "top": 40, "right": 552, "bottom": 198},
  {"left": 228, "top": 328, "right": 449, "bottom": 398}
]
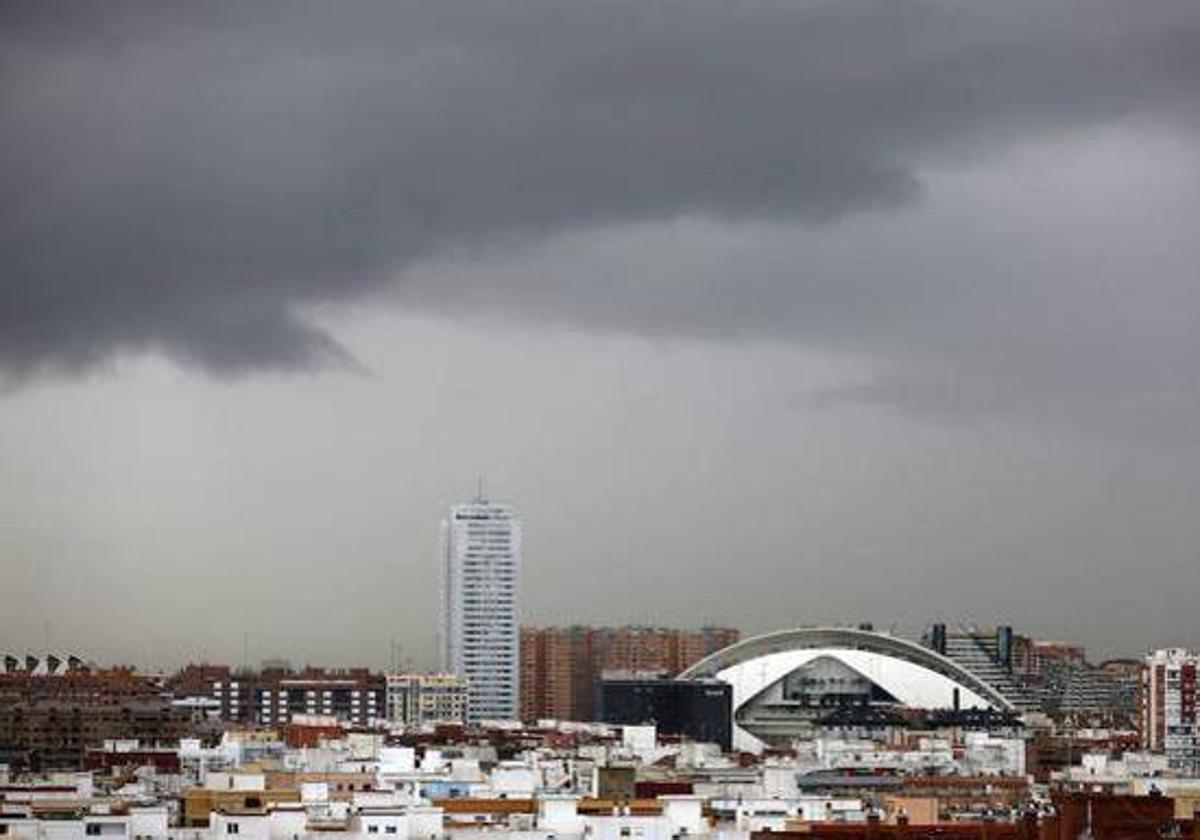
[{"left": 475, "top": 475, "right": 487, "bottom": 504}]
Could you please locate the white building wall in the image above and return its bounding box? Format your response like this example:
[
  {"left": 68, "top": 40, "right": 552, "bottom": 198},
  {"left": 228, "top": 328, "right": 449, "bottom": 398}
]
[
  {"left": 661, "top": 797, "right": 705, "bottom": 834},
  {"left": 36, "top": 823, "right": 88, "bottom": 840},
  {"left": 582, "top": 815, "right": 673, "bottom": 840},
  {"left": 537, "top": 796, "right": 584, "bottom": 834},
  {"left": 129, "top": 808, "right": 169, "bottom": 840},
  {"left": 209, "top": 814, "right": 268, "bottom": 840},
  {"left": 761, "top": 765, "right": 800, "bottom": 799},
  {"left": 379, "top": 747, "right": 416, "bottom": 773},
  {"left": 491, "top": 763, "right": 539, "bottom": 797},
  {"left": 0, "top": 820, "right": 39, "bottom": 840},
  {"left": 407, "top": 807, "right": 443, "bottom": 840},
  {"left": 357, "top": 813, "right": 409, "bottom": 838},
  {"left": 440, "top": 498, "right": 521, "bottom": 722},
  {"left": 264, "top": 809, "right": 306, "bottom": 840}
]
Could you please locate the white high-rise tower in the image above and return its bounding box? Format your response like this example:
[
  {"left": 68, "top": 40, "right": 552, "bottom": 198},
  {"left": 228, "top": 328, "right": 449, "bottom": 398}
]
[{"left": 440, "top": 490, "right": 521, "bottom": 722}]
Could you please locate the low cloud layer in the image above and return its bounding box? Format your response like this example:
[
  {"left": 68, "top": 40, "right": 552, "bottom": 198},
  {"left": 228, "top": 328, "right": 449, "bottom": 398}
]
[{"left": 2, "top": 1, "right": 1199, "bottom": 427}]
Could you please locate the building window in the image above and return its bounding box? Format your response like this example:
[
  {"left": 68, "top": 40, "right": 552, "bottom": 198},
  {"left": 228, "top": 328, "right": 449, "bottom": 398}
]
[
  {"left": 386, "top": 828, "right": 398, "bottom": 834},
  {"left": 368, "top": 827, "right": 379, "bottom": 834},
  {"left": 226, "top": 824, "right": 240, "bottom": 835},
  {"left": 86, "top": 827, "right": 102, "bottom": 837}
]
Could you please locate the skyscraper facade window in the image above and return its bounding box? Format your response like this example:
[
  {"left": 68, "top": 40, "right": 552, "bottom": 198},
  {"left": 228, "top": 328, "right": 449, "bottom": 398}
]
[
  {"left": 1142, "top": 648, "right": 1199, "bottom": 774},
  {"left": 440, "top": 494, "right": 521, "bottom": 722}
]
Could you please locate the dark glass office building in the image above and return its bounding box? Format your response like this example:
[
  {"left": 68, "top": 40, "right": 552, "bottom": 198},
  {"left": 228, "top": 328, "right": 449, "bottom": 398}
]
[{"left": 596, "top": 677, "right": 732, "bottom": 751}]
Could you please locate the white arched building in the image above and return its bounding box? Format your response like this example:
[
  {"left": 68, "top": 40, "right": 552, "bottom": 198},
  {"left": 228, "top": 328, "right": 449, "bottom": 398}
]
[{"left": 679, "top": 627, "right": 1017, "bottom": 751}]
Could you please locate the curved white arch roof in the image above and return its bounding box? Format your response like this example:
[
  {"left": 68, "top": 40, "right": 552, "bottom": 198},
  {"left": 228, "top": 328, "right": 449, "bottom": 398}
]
[{"left": 678, "top": 627, "right": 1016, "bottom": 752}]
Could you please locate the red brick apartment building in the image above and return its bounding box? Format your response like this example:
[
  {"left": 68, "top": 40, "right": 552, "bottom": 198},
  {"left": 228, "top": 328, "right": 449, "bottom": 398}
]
[
  {"left": 519, "top": 625, "right": 739, "bottom": 722},
  {"left": 0, "top": 667, "right": 192, "bottom": 770}
]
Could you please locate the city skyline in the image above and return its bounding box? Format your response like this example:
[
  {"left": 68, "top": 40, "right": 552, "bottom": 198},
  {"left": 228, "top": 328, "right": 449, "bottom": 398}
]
[
  {"left": 0, "top": 617, "right": 1157, "bottom": 676},
  {"left": 5, "top": 2, "right": 1200, "bottom": 826}
]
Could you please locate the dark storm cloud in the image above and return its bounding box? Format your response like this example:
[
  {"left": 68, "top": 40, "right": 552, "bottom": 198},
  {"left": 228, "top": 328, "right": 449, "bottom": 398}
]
[{"left": 2, "top": 0, "right": 1198, "bottom": 401}]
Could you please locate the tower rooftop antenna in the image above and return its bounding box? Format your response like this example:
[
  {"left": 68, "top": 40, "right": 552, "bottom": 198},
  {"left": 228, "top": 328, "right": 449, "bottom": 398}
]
[{"left": 475, "top": 475, "right": 487, "bottom": 504}]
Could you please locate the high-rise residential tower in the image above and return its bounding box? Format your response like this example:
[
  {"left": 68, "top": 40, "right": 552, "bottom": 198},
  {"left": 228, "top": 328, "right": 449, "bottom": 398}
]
[
  {"left": 440, "top": 493, "right": 521, "bottom": 722},
  {"left": 1142, "top": 648, "right": 1199, "bottom": 774}
]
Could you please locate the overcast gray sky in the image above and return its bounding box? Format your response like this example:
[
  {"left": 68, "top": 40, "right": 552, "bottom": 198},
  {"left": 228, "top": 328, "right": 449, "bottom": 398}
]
[{"left": 2, "top": 1, "right": 1199, "bottom": 669}]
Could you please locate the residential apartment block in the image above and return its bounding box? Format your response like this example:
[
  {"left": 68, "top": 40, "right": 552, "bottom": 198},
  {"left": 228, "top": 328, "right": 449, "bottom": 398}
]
[
  {"left": 385, "top": 673, "right": 468, "bottom": 727},
  {"left": 1142, "top": 648, "right": 1199, "bottom": 774},
  {"left": 440, "top": 497, "right": 521, "bottom": 722},
  {"left": 168, "top": 665, "right": 384, "bottom": 727},
  {"left": 519, "top": 626, "right": 740, "bottom": 722}
]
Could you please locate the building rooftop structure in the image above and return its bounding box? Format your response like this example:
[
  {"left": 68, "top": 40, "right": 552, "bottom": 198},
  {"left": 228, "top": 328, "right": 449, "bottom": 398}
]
[
  {"left": 680, "top": 627, "right": 1016, "bottom": 752},
  {"left": 0, "top": 696, "right": 1195, "bottom": 840}
]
